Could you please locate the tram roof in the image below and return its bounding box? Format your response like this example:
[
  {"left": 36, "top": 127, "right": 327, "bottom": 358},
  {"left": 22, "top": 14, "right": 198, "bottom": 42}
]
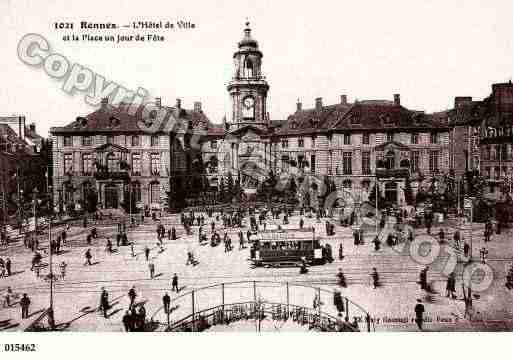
[{"left": 255, "top": 228, "right": 316, "bottom": 241}]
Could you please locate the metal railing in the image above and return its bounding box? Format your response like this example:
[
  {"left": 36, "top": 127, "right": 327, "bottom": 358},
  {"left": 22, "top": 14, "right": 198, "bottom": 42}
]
[{"left": 150, "top": 280, "right": 374, "bottom": 332}]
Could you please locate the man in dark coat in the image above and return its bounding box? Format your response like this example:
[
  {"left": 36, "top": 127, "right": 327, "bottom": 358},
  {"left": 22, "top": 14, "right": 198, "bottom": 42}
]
[
  {"left": 122, "top": 310, "right": 131, "bottom": 331},
  {"left": 20, "top": 293, "right": 30, "bottom": 319},
  {"left": 84, "top": 249, "right": 92, "bottom": 266},
  {"left": 162, "top": 292, "right": 171, "bottom": 314},
  {"left": 144, "top": 246, "right": 150, "bottom": 261},
  {"left": 100, "top": 287, "right": 109, "bottom": 318},
  {"left": 128, "top": 286, "right": 137, "bottom": 308},
  {"left": 5, "top": 258, "right": 11, "bottom": 276},
  {"left": 172, "top": 273, "right": 179, "bottom": 292},
  {"left": 414, "top": 299, "right": 425, "bottom": 330}
]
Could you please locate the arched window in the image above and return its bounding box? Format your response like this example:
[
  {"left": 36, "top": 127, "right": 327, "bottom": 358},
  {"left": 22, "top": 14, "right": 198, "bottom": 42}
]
[
  {"left": 244, "top": 58, "right": 254, "bottom": 77},
  {"left": 385, "top": 151, "right": 395, "bottom": 170},
  {"left": 150, "top": 182, "right": 160, "bottom": 204}
]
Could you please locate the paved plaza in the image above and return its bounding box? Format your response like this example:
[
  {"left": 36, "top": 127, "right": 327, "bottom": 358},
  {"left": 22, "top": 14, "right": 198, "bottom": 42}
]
[{"left": 1, "top": 212, "right": 513, "bottom": 332}]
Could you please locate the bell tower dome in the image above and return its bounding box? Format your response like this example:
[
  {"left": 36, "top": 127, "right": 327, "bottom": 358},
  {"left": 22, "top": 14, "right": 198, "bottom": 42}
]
[{"left": 227, "top": 22, "right": 270, "bottom": 130}]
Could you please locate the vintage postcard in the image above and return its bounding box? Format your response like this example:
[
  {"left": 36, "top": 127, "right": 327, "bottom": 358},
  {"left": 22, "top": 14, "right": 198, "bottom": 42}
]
[{"left": 0, "top": 0, "right": 512, "bottom": 355}]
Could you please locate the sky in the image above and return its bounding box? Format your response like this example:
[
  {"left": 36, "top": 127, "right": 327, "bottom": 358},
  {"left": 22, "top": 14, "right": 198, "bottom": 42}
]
[{"left": 1, "top": 0, "right": 513, "bottom": 137}]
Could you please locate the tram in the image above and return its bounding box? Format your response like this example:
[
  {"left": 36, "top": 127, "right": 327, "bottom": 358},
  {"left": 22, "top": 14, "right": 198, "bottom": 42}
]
[{"left": 250, "top": 228, "right": 332, "bottom": 267}]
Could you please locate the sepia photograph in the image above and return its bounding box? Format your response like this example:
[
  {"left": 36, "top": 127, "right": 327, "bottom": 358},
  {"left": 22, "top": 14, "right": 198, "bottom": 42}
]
[{"left": 0, "top": 0, "right": 512, "bottom": 357}]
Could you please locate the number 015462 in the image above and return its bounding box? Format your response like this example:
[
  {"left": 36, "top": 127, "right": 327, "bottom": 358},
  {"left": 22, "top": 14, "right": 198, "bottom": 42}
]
[{"left": 4, "top": 344, "right": 37, "bottom": 352}]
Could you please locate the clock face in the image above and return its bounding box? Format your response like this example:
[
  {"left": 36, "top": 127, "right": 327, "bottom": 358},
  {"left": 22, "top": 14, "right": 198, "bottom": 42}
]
[{"left": 243, "top": 97, "right": 255, "bottom": 109}]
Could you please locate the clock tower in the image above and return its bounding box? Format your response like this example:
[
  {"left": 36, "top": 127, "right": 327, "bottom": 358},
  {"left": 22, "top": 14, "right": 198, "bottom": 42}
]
[{"left": 227, "top": 22, "right": 270, "bottom": 130}]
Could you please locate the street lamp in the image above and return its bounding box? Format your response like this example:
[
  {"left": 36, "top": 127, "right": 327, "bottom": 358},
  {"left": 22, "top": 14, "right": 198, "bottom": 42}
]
[
  {"left": 32, "top": 188, "right": 39, "bottom": 246},
  {"left": 46, "top": 184, "right": 55, "bottom": 329}
]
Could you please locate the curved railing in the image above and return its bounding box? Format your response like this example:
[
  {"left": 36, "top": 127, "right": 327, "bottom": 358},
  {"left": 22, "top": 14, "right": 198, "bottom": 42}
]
[{"left": 150, "top": 280, "right": 374, "bottom": 332}]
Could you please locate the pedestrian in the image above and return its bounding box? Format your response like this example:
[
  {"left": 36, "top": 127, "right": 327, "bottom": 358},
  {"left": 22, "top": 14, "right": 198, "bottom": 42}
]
[
  {"left": 371, "top": 267, "right": 379, "bottom": 289},
  {"left": 84, "top": 249, "right": 92, "bottom": 265},
  {"left": 171, "top": 227, "right": 176, "bottom": 241},
  {"left": 149, "top": 261, "right": 155, "bottom": 279},
  {"left": 299, "top": 217, "right": 304, "bottom": 229},
  {"left": 137, "top": 304, "right": 146, "bottom": 330},
  {"left": 128, "top": 286, "right": 137, "bottom": 308},
  {"left": 480, "top": 247, "right": 488, "bottom": 264},
  {"left": 163, "top": 292, "right": 171, "bottom": 314},
  {"left": 373, "top": 236, "right": 381, "bottom": 251},
  {"left": 172, "top": 273, "right": 179, "bottom": 292},
  {"left": 100, "top": 287, "right": 109, "bottom": 318},
  {"left": 5, "top": 258, "right": 11, "bottom": 277},
  {"left": 338, "top": 243, "right": 344, "bottom": 260},
  {"left": 59, "top": 261, "right": 67, "bottom": 280},
  {"left": 131, "top": 243, "right": 135, "bottom": 258},
  {"left": 144, "top": 246, "right": 150, "bottom": 261},
  {"left": 20, "top": 293, "right": 30, "bottom": 319},
  {"left": 463, "top": 241, "right": 470, "bottom": 258},
  {"left": 414, "top": 299, "right": 425, "bottom": 330},
  {"left": 122, "top": 310, "right": 131, "bottom": 332},
  {"left": 3, "top": 287, "right": 13, "bottom": 308}
]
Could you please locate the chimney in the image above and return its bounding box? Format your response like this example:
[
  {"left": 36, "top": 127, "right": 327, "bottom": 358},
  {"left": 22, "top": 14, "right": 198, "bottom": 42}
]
[
  {"left": 194, "top": 101, "right": 202, "bottom": 112},
  {"left": 454, "top": 96, "right": 472, "bottom": 109},
  {"left": 155, "top": 97, "right": 162, "bottom": 108},
  {"left": 29, "top": 123, "right": 36, "bottom": 133},
  {"left": 340, "top": 94, "right": 347, "bottom": 105},
  {"left": 315, "top": 97, "right": 323, "bottom": 110},
  {"left": 101, "top": 97, "right": 108, "bottom": 108},
  {"left": 296, "top": 99, "right": 302, "bottom": 112},
  {"left": 393, "top": 94, "right": 400, "bottom": 106}
]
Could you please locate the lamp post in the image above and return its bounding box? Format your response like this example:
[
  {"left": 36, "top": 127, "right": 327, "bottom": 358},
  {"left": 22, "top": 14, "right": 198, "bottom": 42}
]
[
  {"left": 47, "top": 183, "right": 55, "bottom": 329},
  {"left": 32, "top": 188, "right": 39, "bottom": 245}
]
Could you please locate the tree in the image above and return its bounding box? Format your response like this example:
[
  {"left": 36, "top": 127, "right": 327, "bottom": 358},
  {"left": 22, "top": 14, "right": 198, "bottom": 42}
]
[{"left": 368, "top": 184, "right": 386, "bottom": 209}]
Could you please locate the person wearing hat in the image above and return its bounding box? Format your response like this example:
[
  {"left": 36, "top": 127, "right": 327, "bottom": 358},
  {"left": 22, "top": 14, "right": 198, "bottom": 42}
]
[
  {"left": 414, "top": 299, "right": 425, "bottom": 330},
  {"left": 100, "top": 287, "right": 109, "bottom": 318},
  {"left": 20, "top": 293, "right": 30, "bottom": 319}
]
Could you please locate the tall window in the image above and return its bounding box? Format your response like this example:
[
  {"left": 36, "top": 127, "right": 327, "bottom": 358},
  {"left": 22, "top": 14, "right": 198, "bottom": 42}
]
[
  {"left": 430, "top": 132, "right": 438, "bottom": 144},
  {"left": 343, "top": 133, "right": 351, "bottom": 145},
  {"left": 343, "top": 152, "right": 352, "bottom": 175},
  {"left": 131, "top": 135, "right": 139, "bottom": 147},
  {"left": 362, "top": 151, "right": 371, "bottom": 175},
  {"left": 310, "top": 154, "right": 316, "bottom": 174},
  {"left": 132, "top": 153, "right": 142, "bottom": 176},
  {"left": 150, "top": 182, "right": 160, "bottom": 204},
  {"left": 485, "top": 166, "right": 491, "bottom": 179},
  {"left": 82, "top": 136, "right": 92, "bottom": 146},
  {"left": 494, "top": 166, "right": 500, "bottom": 179},
  {"left": 411, "top": 151, "right": 420, "bottom": 172},
  {"left": 494, "top": 145, "right": 500, "bottom": 160},
  {"left": 297, "top": 155, "right": 305, "bottom": 168},
  {"left": 484, "top": 145, "right": 491, "bottom": 161},
  {"left": 64, "top": 136, "right": 72, "bottom": 147},
  {"left": 385, "top": 151, "right": 395, "bottom": 170},
  {"left": 131, "top": 181, "right": 142, "bottom": 202},
  {"left": 106, "top": 135, "right": 114, "bottom": 144},
  {"left": 281, "top": 139, "right": 288, "bottom": 148},
  {"left": 64, "top": 153, "right": 73, "bottom": 174},
  {"left": 429, "top": 151, "right": 439, "bottom": 173},
  {"left": 150, "top": 153, "right": 160, "bottom": 175},
  {"left": 502, "top": 144, "right": 508, "bottom": 160},
  {"left": 362, "top": 133, "right": 370, "bottom": 145},
  {"left": 210, "top": 140, "right": 217, "bottom": 149},
  {"left": 411, "top": 133, "right": 419, "bottom": 144},
  {"left": 151, "top": 135, "right": 159, "bottom": 147},
  {"left": 386, "top": 132, "right": 393, "bottom": 142},
  {"left": 298, "top": 137, "right": 304, "bottom": 147},
  {"left": 82, "top": 153, "right": 94, "bottom": 175},
  {"left": 107, "top": 153, "right": 119, "bottom": 172}
]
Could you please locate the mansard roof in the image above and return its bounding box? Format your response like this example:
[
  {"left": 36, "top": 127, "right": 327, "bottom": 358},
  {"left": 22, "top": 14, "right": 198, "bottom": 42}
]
[
  {"left": 331, "top": 101, "right": 448, "bottom": 131},
  {"left": 50, "top": 102, "right": 214, "bottom": 135},
  {"left": 274, "top": 103, "right": 352, "bottom": 136}
]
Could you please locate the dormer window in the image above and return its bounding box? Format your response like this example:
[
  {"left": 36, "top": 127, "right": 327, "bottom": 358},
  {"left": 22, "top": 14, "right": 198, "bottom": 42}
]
[
  {"left": 350, "top": 115, "right": 360, "bottom": 125},
  {"left": 109, "top": 116, "right": 119, "bottom": 127}
]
